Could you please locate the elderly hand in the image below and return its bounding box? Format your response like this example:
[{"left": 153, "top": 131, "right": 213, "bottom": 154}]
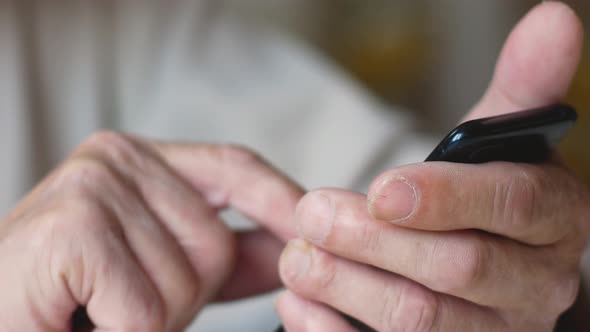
[
  {"left": 277, "top": 2, "right": 590, "bottom": 331},
  {"left": 0, "top": 133, "right": 303, "bottom": 331}
]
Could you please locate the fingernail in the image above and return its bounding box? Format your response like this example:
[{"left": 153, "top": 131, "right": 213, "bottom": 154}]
[
  {"left": 369, "top": 177, "right": 417, "bottom": 222},
  {"left": 296, "top": 193, "right": 334, "bottom": 243},
  {"left": 280, "top": 240, "right": 312, "bottom": 283}
]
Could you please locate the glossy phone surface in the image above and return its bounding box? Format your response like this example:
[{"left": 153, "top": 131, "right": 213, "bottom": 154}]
[{"left": 425, "top": 104, "right": 577, "bottom": 163}]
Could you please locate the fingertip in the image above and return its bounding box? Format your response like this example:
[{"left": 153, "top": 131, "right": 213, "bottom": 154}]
[
  {"left": 468, "top": 1, "right": 584, "bottom": 120},
  {"left": 278, "top": 239, "right": 313, "bottom": 287},
  {"left": 517, "top": 1, "right": 583, "bottom": 68},
  {"left": 154, "top": 142, "right": 306, "bottom": 241},
  {"left": 538, "top": 1, "right": 583, "bottom": 27},
  {"left": 498, "top": 1, "right": 583, "bottom": 102},
  {"left": 294, "top": 190, "right": 335, "bottom": 243}
]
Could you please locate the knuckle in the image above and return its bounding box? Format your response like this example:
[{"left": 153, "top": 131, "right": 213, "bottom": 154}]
[
  {"left": 429, "top": 237, "right": 487, "bottom": 292},
  {"left": 216, "top": 144, "right": 264, "bottom": 166},
  {"left": 34, "top": 199, "right": 120, "bottom": 289},
  {"left": 79, "top": 131, "right": 148, "bottom": 171},
  {"left": 560, "top": 171, "right": 590, "bottom": 240},
  {"left": 385, "top": 283, "right": 438, "bottom": 332},
  {"left": 57, "top": 158, "right": 118, "bottom": 195},
  {"left": 357, "top": 216, "right": 383, "bottom": 256},
  {"left": 82, "top": 130, "right": 131, "bottom": 154},
  {"left": 451, "top": 238, "right": 487, "bottom": 290},
  {"left": 40, "top": 197, "right": 113, "bottom": 238},
  {"left": 492, "top": 167, "right": 539, "bottom": 232},
  {"left": 511, "top": 170, "right": 539, "bottom": 226},
  {"left": 38, "top": 159, "right": 122, "bottom": 240}
]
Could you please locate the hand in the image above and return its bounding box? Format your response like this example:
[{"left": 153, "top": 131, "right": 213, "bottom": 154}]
[
  {"left": 0, "top": 132, "right": 303, "bottom": 331},
  {"left": 277, "top": 2, "right": 590, "bottom": 331}
]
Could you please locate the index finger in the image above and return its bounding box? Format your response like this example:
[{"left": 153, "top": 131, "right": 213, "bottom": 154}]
[{"left": 153, "top": 142, "right": 305, "bottom": 241}]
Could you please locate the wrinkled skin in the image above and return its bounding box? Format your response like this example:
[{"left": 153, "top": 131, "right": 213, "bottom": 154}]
[
  {"left": 277, "top": 2, "right": 590, "bottom": 331},
  {"left": 0, "top": 2, "right": 589, "bottom": 332},
  {"left": 0, "top": 134, "right": 304, "bottom": 331}
]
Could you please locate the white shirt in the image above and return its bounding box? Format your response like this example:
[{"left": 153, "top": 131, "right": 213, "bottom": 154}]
[
  {"left": 1, "top": 1, "right": 585, "bottom": 331},
  {"left": 0, "top": 1, "right": 436, "bottom": 331}
]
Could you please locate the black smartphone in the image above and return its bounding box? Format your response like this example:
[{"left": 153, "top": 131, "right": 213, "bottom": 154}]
[
  {"left": 274, "top": 103, "right": 577, "bottom": 332},
  {"left": 425, "top": 103, "right": 577, "bottom": 163}
]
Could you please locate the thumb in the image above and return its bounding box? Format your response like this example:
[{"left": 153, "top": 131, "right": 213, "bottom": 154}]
[{"left": 465, "top": 1, "right": 583, "bottom": 121}]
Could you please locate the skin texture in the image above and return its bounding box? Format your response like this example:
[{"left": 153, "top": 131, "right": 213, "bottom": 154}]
[
  {"left": 277, "top": 2, "right": 590, "bottom": 332},
  {"left": 0, "top": 2, "right": 588, "bottom": 332},
  {"left": 0, "top": 134, "right": 304, "bottom": 331}
]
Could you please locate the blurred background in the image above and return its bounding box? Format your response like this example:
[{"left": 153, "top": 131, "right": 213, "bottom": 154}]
[
  {"left": 226, "top": 0, "right": 590, "bottom": 183},
  {"left": 1, "top": 2, "right": 585, "bottom": 331}
]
